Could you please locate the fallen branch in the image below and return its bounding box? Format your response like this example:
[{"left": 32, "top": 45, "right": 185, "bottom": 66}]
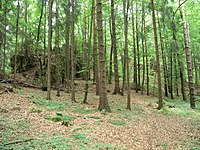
[{"left": 0, "top": 138, "right": 34, "bottom": 147}]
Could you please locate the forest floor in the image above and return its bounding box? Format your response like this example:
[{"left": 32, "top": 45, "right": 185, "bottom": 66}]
[{"left": 0, "top": 81, "right": 200, "bottom": 150}]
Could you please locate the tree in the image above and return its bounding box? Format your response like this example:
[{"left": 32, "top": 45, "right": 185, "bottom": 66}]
[
  {"left": 93, "top": 0, "right": 100, "bottom": 96},
  {"left": 14, "top": 0, "right": 20, "bottom": 88},
  {"left": 151, "top": 0, "right": 163, "bottom": 109},
  {"left": 131, "top": 2, "right": 138, "bottom": 93},
  {"left": 55, "top": 0, "right": 60, "bottom": 97},
  {"left": 179, "top": 0, "right": 195, "bottom": 109},
  {"left": 123, "top": 0, "right": 131, "bottom": 110},
  {"left": 111, "top": 0, "right": 120, "bottom": 94},
  {"left": 71, "top": 0, "right": 76, "bottom": 102},
  {"left": 83, "top": 0, "right": 95, "bottom": 103},
  {"left": 97, "top": 0, "right": 110, "bottom": 111},
  {"left": 47, "top": 0, "right": 53, "bottom": 100}
]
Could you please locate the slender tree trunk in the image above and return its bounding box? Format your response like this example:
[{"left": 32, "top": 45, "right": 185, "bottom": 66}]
[
  {"left": 36, "top": 0, "right": 44, "bottom": 55},
  {"left": 24, "top": 2, "right": 28, "bottom": 57},
  {"left": 111, "top": 0, "right": 120, "bottom": 94},
  {"left": 108, "top": 18, "right": 113, "bottom": 85},
  {"left": 141, "top": 0, "right": 145, "bottom": 95},
  {"left": 178, "top": 49, "right": 186, "bottom": 101},
  {"left": 43, "top": 0, "right": 47, "bottom": 63},
  {"left": 123, "top": 0, "right": 131, "bottom": 110},
  {"left": 131, "top": 2, "right": 138, "bottom": 93},
  {"left": 83, "top": 1, "right": 87, "bottom": 80},
  {"left": 3, "top": 1, "right": 7, "bottom": 76},
  {"left": 71, "top": 0, "right": 76, "bottom": 102},
  {"left": 47, "top": 0, "right": 53, "bottom": 100},
  {"left": 144, "top": 16, "right": 149, "bottom": 95},
  {"left": 55, "top": 0, "right": 60, "bottom": 97},
  {"left": 180, "top": 1, "right": 195, "bottom": 108},
  {"left": 151, "top": 0, "right": 163, "bottom": 109},
  {"left": 157, "top": 14, "right": 168, "bottom": 97},
  {"left": 136, "top": 3, "right": 140, "bottom": 89},
  {"left": 83, "top": 0, "right": 94, "bottom": 103},
  {"left": 97, "top": 0, "right": 110, "bottom": 111},
  {"left": 64, "top": 0, "right": 70, "bottom": 92},
  {"left": 14, "top": 0, "right": 20, "bottom": 88},
  {"left": 93, "top": 1, "right": 99, "bottom": 95}
]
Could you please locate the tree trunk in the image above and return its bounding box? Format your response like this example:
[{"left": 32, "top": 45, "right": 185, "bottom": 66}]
[
  {"left": 93, "top": 1, "right": 99, "bottom": 96},
  {"left": 157, "top": 14, "right": 168, "bottom": 97},
  {"left": 71, "top": 0, "right": 76, "bottom": 102},
  {"left": 55, "top": 0, "right": 60, "bottom": 97},
  {"left": 108, "top": 18, "right": 113, "bottom": 85},
  {"left": 64, "top": 0, "right": 71, "bottom": 92},
  {"left": 83, "top": 1, "right": 87, "bottom": 80},
  {"left": 123, "top": 0, "right": 131, "bottom": 110},
  {"left": 136, "top": 3, "right": 140, "bottom": 89},
  {"left": 36, "top": 0, "right": 44, "bottom": 56},
  {"left": 180, "top": 1, "right": 195, "bottom": 108},
  {"left": 111, "top": 0, "right": 120, "bottom": 94},
  {"left": 131, "top": 2, "right": 138, "bottom": 93},
  {"left": 144, "top": 16, "right": 149, "bottom": 95},
  {"left": 97, "top": 0, "right": 110, "bottom": 111},
  {"left": 151, "top": 0, "right": 163, "bottom": 109},
  {"left": 47, "top": 0, "right": 53, "bottom": 100},
  {"left": 14, "top": 0, "right": 20, "bottom": 88},
  {"left": 3, "top": 1, "right": 7, "bottom": 77},
  {"left": 141, "top": 0, "right": 145, "bottom": 95},
  {"left": 83, "top": 0, "right": 94, "bottom": 103}
]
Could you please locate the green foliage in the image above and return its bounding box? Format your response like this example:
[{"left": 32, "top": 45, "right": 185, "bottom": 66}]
[
  {"left": 70, "top": 133, "right": 87, "bottom": 140},
  {"left": 72, "top": 126, "right": 90, "bottom": 133},
  {"left": 29, "top": 107, "right": 42, "bottom": 113},
  {"left": 44, "top": 115, "right": 76, "bottom": 124},
  {"left": 73, "top": 105, "right": 96, "bottom": 114},
  {"left": 148, "top": 97, "right": 200, "bottom": 118},
  {"left": 88, "top": 116, "right": 101, "bottom": 119},
  {"left": 108, "top": 120, "right": 126, "bottom": 126},
  {"left": 33, "top": 98, "right": 71, "bottom": 111}
]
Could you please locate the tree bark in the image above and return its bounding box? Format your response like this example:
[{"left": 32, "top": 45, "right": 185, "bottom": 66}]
[
  {"left": 151, "top": 0, "right": 163, "bottom": 109},
  {"left": 111, "top": 0, "right": 120, "bottom": 94},
  {"left": 97, "top": 0, "right": 110, "bottom": 111},
  {"left": 131, "top": 2, "right": 138, "bottom": 93},
  {"left": 71, "top": 0, "right": 76, "bottom": 102},
  {"left": 180, "top": 0, "right": 195, "bottom": 108},
  {"left": 157, "top": 13, "right": 168, "bottom": 97},
  {"left": 14, "top": 0, "right": 20, "bottom": 88},
  {"left": 47, "top": 0, "right": 53, "bottom": 100},
  {"left": 55, "top": 0, "right": 60, "bottom": 97},
  {"left": 93, "top": 1, "right": 99, "bottom": 96}
]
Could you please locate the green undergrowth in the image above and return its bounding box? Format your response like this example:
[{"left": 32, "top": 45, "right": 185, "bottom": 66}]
[
  {"left": 108, "top": 120, "right": 127, "bottom": 126},
  {"left": 147, "top": 97, "right": 200, "bottom": 118},
  {"left": 32, "top": 98, "right": 72, "bottom": 111},
  {"left": 88, "top": 115, "right": 101, "bottom": 119},
  {"left": 0, "top": 135, "right": 125, "bottom": 150},
  {"left": 44, "top": 114, "right": 76, "bottom": 125},
  {"left": 31, "top": 98, "right": 97, "bottom": 114}
]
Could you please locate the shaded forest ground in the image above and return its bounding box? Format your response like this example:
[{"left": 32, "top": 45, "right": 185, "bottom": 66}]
[{"left": 0, "top": 81, "right": 200, "bottom": 150}]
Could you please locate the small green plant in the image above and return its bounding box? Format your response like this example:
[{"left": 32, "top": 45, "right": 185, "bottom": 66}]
[
  {"left": 33, "top": 98, "right": 71, "bottom": 111},
  {"left": 16, "top": 89, "right": 25, "bottom": 95},
  {"left": 88, "top": 116, "right": 101, "bottom": 119},
  {"left": 108, "top": 120, "right": 126, "bottom": 126},
  {"left": 70, "top": 133, "right": 87, "bottom": 140},
  {"left": 72, "top": 126, "right": 90, "bottom": 132},
  {"left": 44, "top": 115, "right": 76, "bottom": 125},
  {"left": 73, "top": 106, "right": 96, "bottom": 114},
  {"left": 30, "top": 107, "right": 42, "bottom": 113}
]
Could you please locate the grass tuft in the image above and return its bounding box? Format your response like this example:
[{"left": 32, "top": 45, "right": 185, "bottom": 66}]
[
  {"left": 108, "top": 120, "right": 126, "bottom": 126},
  {"left": 88, "top": 116, "right": 101, "bottom": 119}
]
